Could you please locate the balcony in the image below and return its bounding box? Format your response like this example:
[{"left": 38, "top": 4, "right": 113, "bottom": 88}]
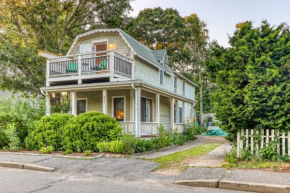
[{"left": 47, "top": 51, "right": 133, "bottom": 85}]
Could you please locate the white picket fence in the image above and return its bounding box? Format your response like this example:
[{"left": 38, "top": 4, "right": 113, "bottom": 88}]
[{"left": 237, "top": 129, "right": 290, "bottom": 158}]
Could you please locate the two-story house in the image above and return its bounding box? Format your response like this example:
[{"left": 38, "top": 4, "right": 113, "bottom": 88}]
[{"left": 41, "top": 29, "right": 197, "bottom": 137}]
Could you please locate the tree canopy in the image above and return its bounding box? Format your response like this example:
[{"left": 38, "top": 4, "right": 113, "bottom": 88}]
[
  {"left": 205, "top": 21, "right": 290, "bottom": 139},
  {"left": 0, "top": 0, "right": 132, "bottom": 94}
]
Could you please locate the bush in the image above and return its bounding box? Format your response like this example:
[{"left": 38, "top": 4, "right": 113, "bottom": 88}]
[
  {"left": 62, "top": 112, "right": 123, "bottom": 152},
  {"left": 183, "top": 122, "right": 196, "bottom": 140},
  {"left": 96, "top": 140, "right": 124, "bottom": 154},
  {"left": 84, "top": 150, "right": 92, "bottom": 156},
  {"left": 4, "top": 123, "right": 21, "bottom": 151},
  {"left": 25, "top": 113, "right": 73, "bottom": 150},
  {"left": 40, "top": 146, "right": 54, "bottom": 154},
  {"left": 0, "top": 97, "right": 45, "bottom": 149}
]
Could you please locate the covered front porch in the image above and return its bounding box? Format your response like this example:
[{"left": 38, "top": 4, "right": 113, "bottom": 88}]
[{"left": 43, "top": 81, "right": 195, "bottom": 137}]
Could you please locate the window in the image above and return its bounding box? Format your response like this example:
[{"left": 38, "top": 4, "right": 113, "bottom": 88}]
[
  {"left": 159, "top": 69, "right": 164, "bottom": 85},
  {"left": 179, "top": 107, "right": 183, "bottom": 123},
  {"left": 141, "top": 97, "right": 153, "bottom": 122},
  {"left": 77, "top": 99, "right": 87, "bottom": 115},
  {"left": 174, "top": 77, "right": 177, "bottom": 93},
  {"left": 113, "top": 97, "right": 125, "bottom": 121},
  {"left": 183, "top": 81, "right": 185, "bottom": 96}
]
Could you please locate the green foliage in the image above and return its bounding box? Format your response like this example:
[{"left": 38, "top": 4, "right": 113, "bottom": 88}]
[
  {"left": 205, "top": 21, "right": 290, "bottom": 138},
  {"left": 40, "top": 146, "right": 54, "bottom": 154},
  {"left": 4, "top": 123, "right": 21, "bottom": 151},
  {"left": 96, "top": 140, "right": 124, "bottom": 154},
  {"left": 83, "top": 150, "right": 92, "bottom": 156},
  {"left": 0, "top": 97, "right": 45, "bottom": 149},
  {"left": 25, "top": 113, "right": 73, "bottom": 150},
  {"left": 62, "top": 112, "right": 122, "bottom": 152},
  {"left": 224, "top": 148, "right": 238, "bottom": 164}
]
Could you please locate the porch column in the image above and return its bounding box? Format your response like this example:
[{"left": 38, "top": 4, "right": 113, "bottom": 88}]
[
  {"left": 170, "top": 98, "right": 175, "bottom": 129},
  {"left": 109, "top": 51, "right": 114, "bottom": 82},
  {"left": 102, "top": 89, "right": 107, "bottom": 114},
  {"left": 182, "top": 101, "right": 186, "bottom": 123},
  {"left": 155, "top": 93, "right": 160, "bottom": 124},
  {"left": 45, "top": 92, "right": 51, "bottom": 116},
  {"left": 77, "top": 55, "right": 82, "bottom": 84},
  {"left": 135, "top": 87, "right": 141, "bottom": 137},
  {"left": 71, "top": 91, "right": 77, "bottom": 116},
  {"left": 190, "top": 103, "right": 194, "bottom": 121},
  {"left": 130, "top": 89, "right": 135, "bottom": 121}
]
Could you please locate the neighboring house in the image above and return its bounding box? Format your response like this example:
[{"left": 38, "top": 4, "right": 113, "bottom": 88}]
[{"left": 41, "top": 29, "right": 198, "bottom": 137}]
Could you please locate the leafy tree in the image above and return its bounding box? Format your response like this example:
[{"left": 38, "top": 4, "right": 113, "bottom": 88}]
[
  {"left": 205, "top": 21, "right": 290, "bottom": 140},
  {"left": 0, "top": 0, "right": 132, "bottom": 94},
  {"left": 128, "top": 7, "right": 189, "bottom": 64}
]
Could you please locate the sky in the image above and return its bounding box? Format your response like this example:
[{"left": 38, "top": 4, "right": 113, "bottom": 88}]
[{"left": 130, "top": 0, "right": 290, "bottom": 47}]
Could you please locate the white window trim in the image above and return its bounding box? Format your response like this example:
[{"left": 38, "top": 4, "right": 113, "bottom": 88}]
[
  {"left": 92, "top": 39, "right": 109, "bottom": 52},
  {"left": 77, "top": 98, "right": 88, "bottom": 113},
  {"left": 159, "top": 69, "right": 164, "bottom": 85},
  {"left": 112, "top": 95, "right": 126, "bottom": 122}
]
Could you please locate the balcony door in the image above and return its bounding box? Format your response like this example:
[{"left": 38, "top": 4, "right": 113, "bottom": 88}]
[{"left": 95, "top": 43, "right": 108, "bottom": 69}]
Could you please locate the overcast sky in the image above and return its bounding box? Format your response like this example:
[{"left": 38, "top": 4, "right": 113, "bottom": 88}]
[{"left": 130, "top": 0, "right": 290, "bottom": 47}]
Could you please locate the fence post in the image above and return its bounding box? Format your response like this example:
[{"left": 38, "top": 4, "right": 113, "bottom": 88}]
[
  {"left": 266, "top": 129, "right": 269, "bottom": 146},
  {"left": 237, "top": 131, "right": 240, "bottom": 158},
  {"left": 288, "top": 132, "right": 290, "bottom": 156},
  {"left": 282, "top": 132, "right": 285, "bottom": 156},
  {"left": 250, "top": 129, "right": 254, "bottom": 154},
  {"left": 255, "top": 130, "right": 259, "bottom": 157},
  {"left": 240, "top": 129, "right": 244, "bottom": 153},
  {"left": 277, "top": 131, "right": 280, "bottom": 155},
  {"left": 261, "top": 129, "right": 264, "bottom": 149},
  {"left": 246, "top": 129, "right": 249, "bottom": 148},
  {"left": 271, "top": 129, "right": 275, "bottom": 141}
]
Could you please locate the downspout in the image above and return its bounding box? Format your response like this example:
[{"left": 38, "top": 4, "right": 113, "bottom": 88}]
[{"left": 131, "top": 83, "right": 139, "bottom": 137}]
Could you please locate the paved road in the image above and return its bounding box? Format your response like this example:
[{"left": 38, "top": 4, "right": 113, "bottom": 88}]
[{"left": 0, "top": 167, "right": 250, "bottom": 193}]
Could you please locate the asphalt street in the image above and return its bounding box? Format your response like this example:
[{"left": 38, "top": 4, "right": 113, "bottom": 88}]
[{"left": 0, "top": 167, "right": 250, "bottom": 193}]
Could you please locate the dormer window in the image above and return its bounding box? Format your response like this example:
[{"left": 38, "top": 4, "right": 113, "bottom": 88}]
[
  {"left": 183, "top": 81, "right": 185, "bottom": 96},
  {"left": 174, "top": 77, "right": 177, "bottom": 93},
  {"left": 159, "top": 69, "right": 164, "bottom": 85}
]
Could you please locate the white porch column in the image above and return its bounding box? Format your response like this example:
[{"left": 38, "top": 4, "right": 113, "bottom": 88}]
[
  {"left": 155, "top": 93, "right": 160, "bottom": 124},
  {"left": 71, "top": 91, "right": 77, "bottom": 116},
  {"left": 130, "top": 89, "right": 135, "bottom": 121},
  {"left": 46, "top": 60, "right": 50, "bottom": 87},
  {"left": 78, "top": 55, "right": 82, "bottom": 84},
  {"left": 170, "top": 98, "right": 175, "bottom": 129},
  {"left": 109, "top": 51, "right": 114, "bottom": 82},
  {"left": 102, "top": 89, "right": 108, "bottom": 114},
  {"left": 45, "top": 92, "right": 51, "bottom": 116},
  {"left": 182, "top": 101, "right": 186, "bottom": 123},
  {"left": 135, "top": 87, "right": 141, "bottom": 137}
]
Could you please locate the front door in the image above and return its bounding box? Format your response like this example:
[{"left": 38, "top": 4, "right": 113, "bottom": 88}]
[
  {"left": 77, "top": 99, "right": 87, "bottom": 115},
  {"left": 95, "top": 43, "right": 107, "bottom": 69}
]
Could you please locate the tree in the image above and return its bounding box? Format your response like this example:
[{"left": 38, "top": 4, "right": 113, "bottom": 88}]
[
  {"left": 0, "top": 0, "right": 132, "bottom": 94},
  {"left": 128, "top": 7, "right": 189, "bottom": 64},
  {"left": 205, "top": 21, "right": 290, "bottom": 140}
]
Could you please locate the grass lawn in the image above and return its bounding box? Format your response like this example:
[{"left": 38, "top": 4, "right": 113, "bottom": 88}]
[
  {"left": 150, "top": 143, "right": 221, "bottom": 174},
  {"left": 222, "top": 161, "right": 290, "bottom": 172}
]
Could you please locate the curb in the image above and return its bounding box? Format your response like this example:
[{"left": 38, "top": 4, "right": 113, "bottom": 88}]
[
  {"left": 219, "top": 180, "right": 290, "bottom": 193},
  {"left": 54, "top": 153, "right": 104, "bottom": 160},
  {"left": 174, "top": 179, "right": 219, "bottom": 188},
  {"left": 0, "top": 161, "right": 55, "bottom": 172}
]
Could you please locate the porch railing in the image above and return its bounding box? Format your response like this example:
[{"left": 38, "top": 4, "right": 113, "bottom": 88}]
[
  {"left": 174, "top": 123, "right": 185, "bottom": 133},
  {"left": 48, "top": 51, "right": 132, "bottom": 79},
  {"left": 141, "top": 122, "right": 159, "bottom": 135},
  {"left": 121, "top": 122, "right": 135, "bottom": 134}
]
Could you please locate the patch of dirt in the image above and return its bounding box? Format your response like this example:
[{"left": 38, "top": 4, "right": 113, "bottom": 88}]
[{"left": 152, "top": 168, "right": 182, "bottom": 176}]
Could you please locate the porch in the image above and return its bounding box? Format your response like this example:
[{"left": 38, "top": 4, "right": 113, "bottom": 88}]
[
  {"left": 44, "top": 83, "right": 194, "bottom": 137},
  {"left": 46, "top": 51, "right": 133, "bottom": 86}
]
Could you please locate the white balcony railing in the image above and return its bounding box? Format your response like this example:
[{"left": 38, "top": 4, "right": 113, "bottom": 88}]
[
  {"left": 121, "top": 121, "right": 135, "bottom": 134},
  {"left": 47, "top": 51, "right": 132, "bottom": 81},
  {"left": 140, "top": 122, "right": 159, "bottom": 135}
]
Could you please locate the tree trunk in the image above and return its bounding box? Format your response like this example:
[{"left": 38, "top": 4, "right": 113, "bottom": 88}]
[{"left": 199, "top": 64, "right": 203, "bottom": 126}]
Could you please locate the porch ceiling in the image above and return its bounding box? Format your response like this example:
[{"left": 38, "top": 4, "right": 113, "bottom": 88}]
[{"left": 41, "top": 80, "right": 196, "bottom": 104}]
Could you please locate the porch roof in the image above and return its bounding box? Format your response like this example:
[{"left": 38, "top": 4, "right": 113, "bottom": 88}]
[{"left": 40, "top": 80, "right": 196, "bottom": 104}]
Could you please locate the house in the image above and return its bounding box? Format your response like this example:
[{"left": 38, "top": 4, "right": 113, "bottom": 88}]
[{"left": 40, "top": 29, "right": 197, "bottom": 137}]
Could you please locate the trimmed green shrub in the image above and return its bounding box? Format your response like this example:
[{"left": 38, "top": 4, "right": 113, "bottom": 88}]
[
  {"left": 25, "top": 113, "right": 73, "bottom": 150},
  {"left": 83, "top": 150, "right": 92, "bottom": 156},
  {"left": 62, "top": 112, "right": 123, "bottom": 152}
]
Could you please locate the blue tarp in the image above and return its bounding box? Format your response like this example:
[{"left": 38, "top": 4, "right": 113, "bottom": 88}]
[{"left": 204, "top": 129, "right": 228, "bottom": 137}]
